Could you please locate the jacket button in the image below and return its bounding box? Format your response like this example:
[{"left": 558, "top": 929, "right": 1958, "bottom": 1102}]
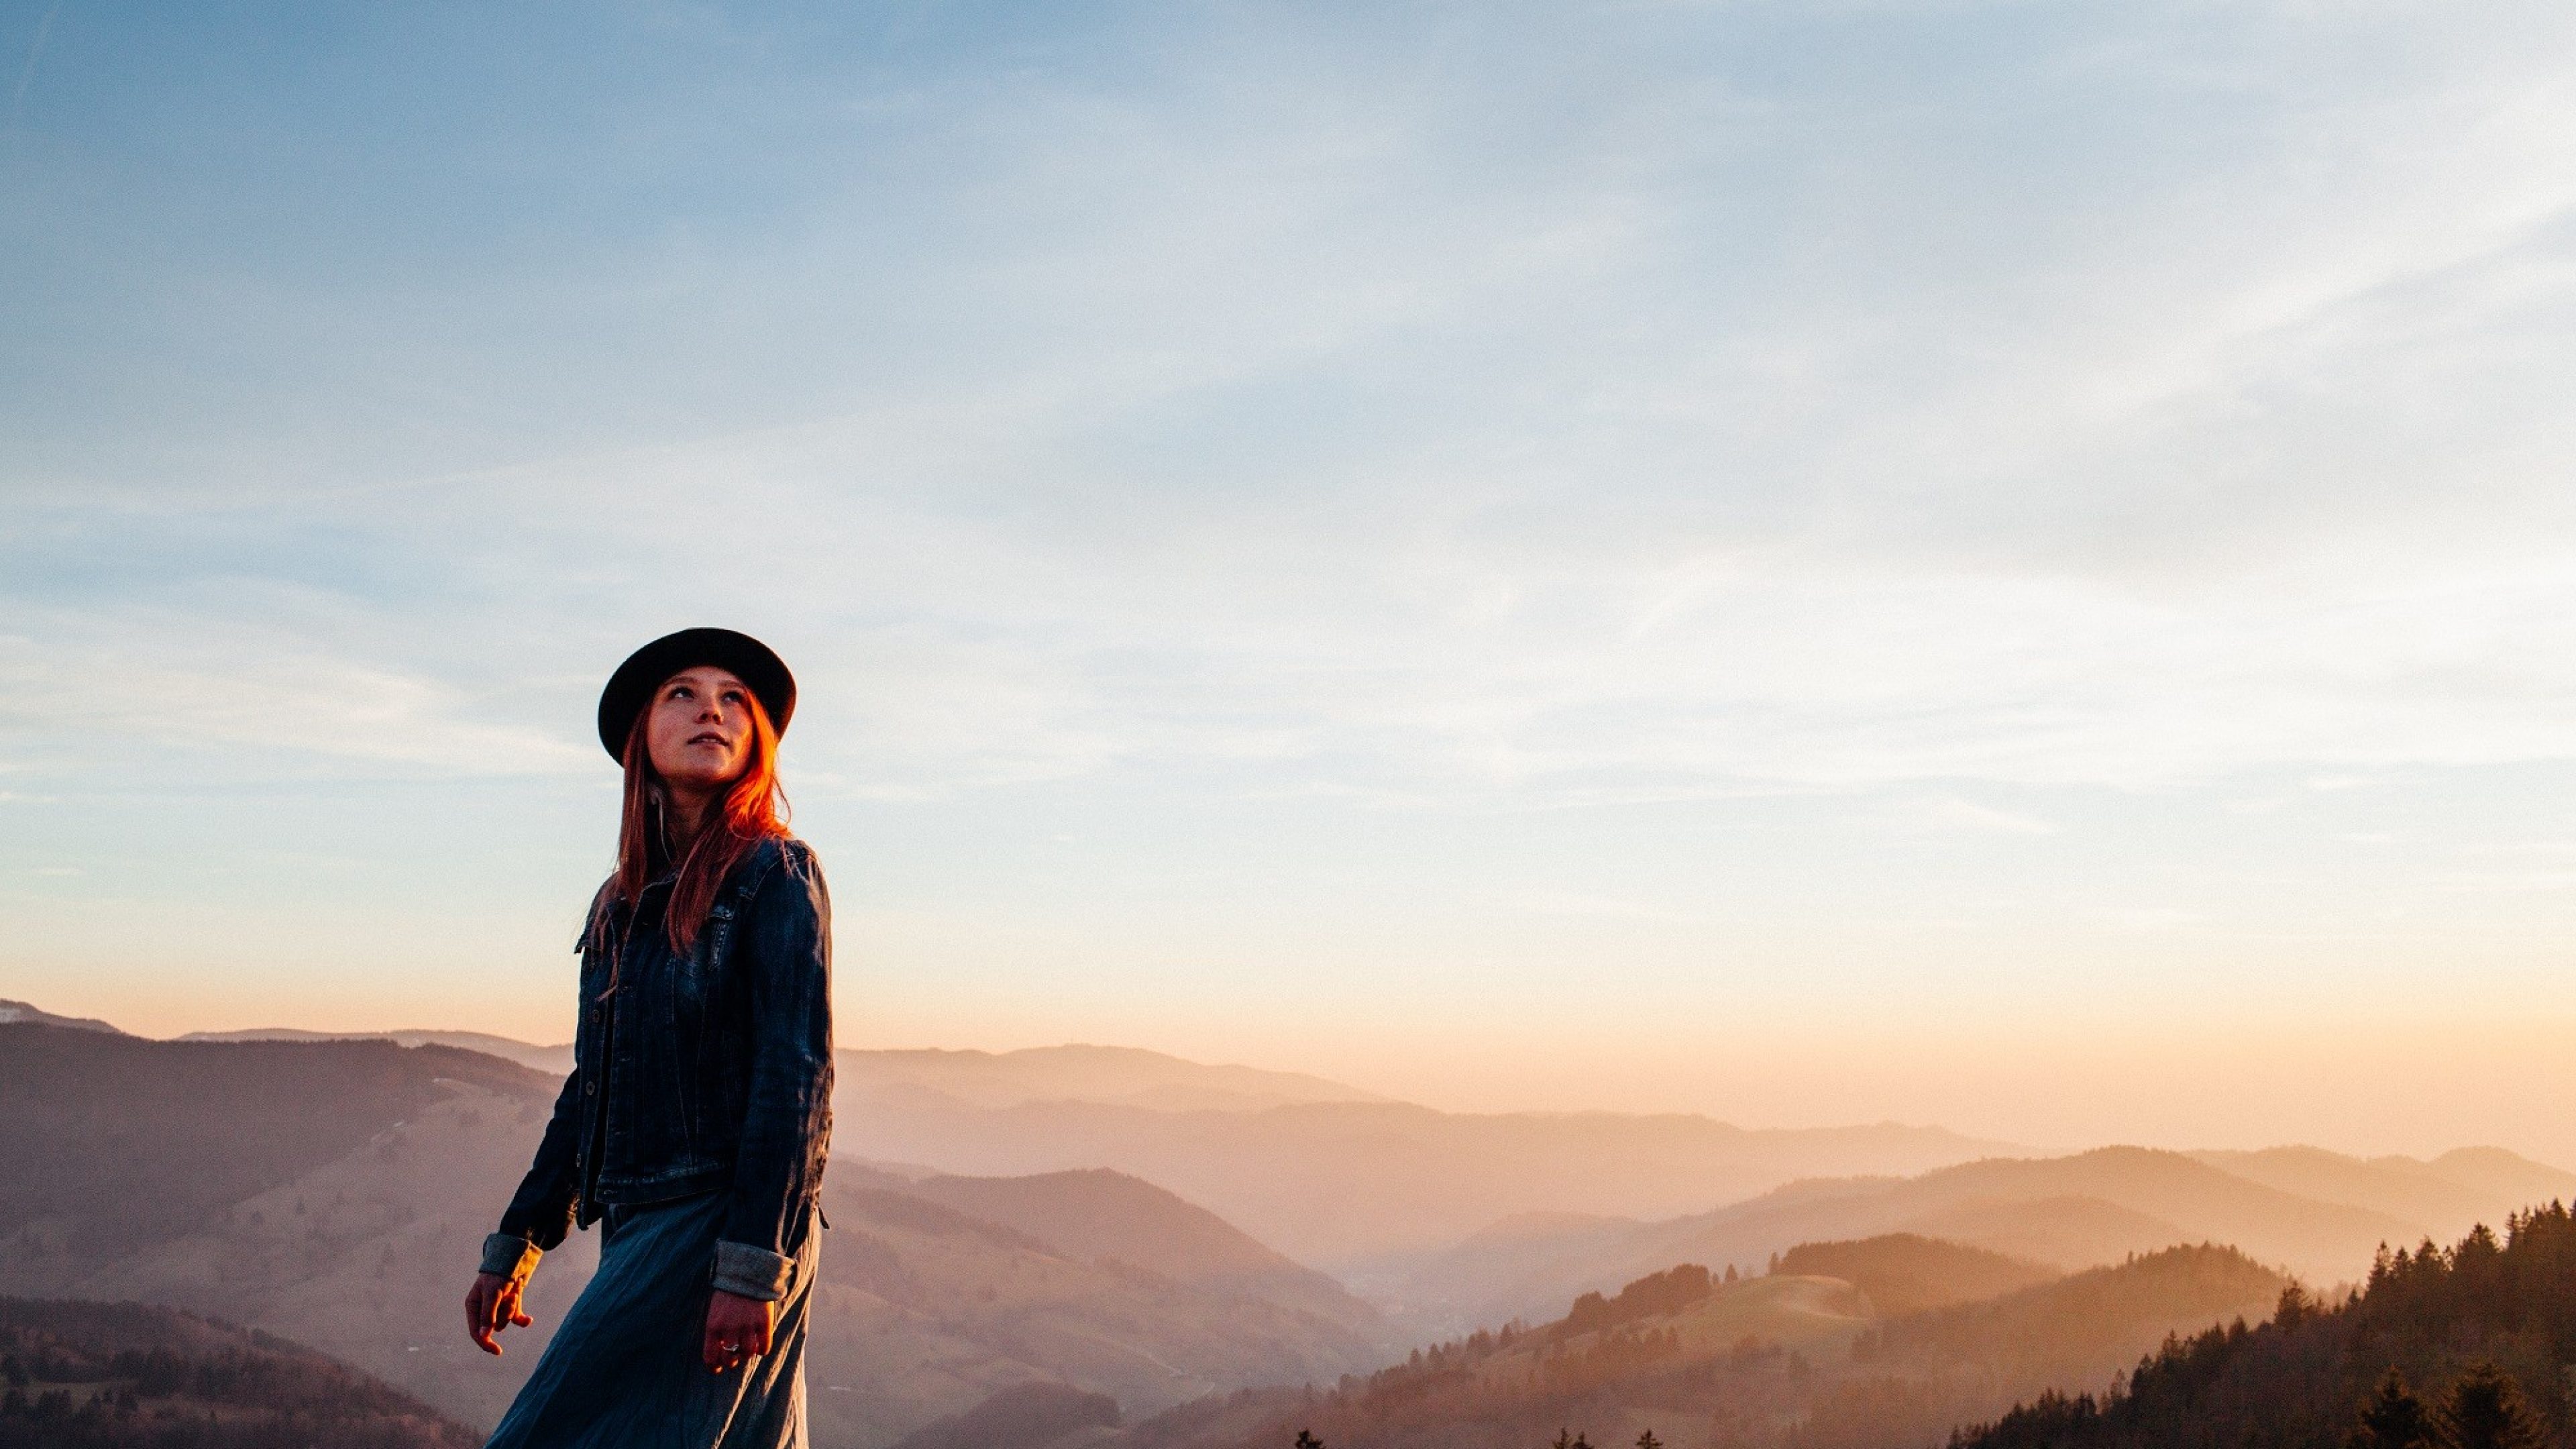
[{"left": 584, "top": 1081, "right": 596, "bottom": 1096}]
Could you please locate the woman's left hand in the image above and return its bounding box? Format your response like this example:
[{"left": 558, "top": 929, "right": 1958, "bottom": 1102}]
[{"left": 702, "top": 1289, "right": 777, "bottom": 1373}]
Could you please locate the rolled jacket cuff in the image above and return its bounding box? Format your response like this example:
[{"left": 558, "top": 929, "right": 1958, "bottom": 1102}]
[
  {"left": 480, "top": 1233, "right": 541, "bottom": 1280},
  {"left": 710, "top": 1239, "right": 792, "bottom": 1302}
]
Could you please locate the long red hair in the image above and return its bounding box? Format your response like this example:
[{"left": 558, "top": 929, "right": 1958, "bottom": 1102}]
[{"left": 594, "top": 684, "right": 792, "bottom": 961}]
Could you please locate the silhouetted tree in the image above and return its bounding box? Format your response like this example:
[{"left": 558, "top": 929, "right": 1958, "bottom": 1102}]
[
  {"left": 2274, "top": 1282, "right": 2315, "bottom": 1329},
  {"left": 2349, "top": 1367, "right": 2432, "bottom": 1449},
  {"left": 1636, "top": 1432, "right": 1663, "bottom": 1449},
  {"left": 1294, "top": 1432, "right": 1326, "bottom": 1449},
  {"left": 1947, "top": 1208, "right": 2576, "bottom": 1449},
  {"left": 2432, "top": 1364, "right": 2541, "bottom": 1449}
]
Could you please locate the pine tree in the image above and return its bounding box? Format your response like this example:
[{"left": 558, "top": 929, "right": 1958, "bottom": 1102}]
[
  {"left": 2349, "top": 1367, "right": 2433, "bottom": 1449},
  {"left": 1637, "top": 1432, "right": 1664, "bottom": 1449},
  {"left": 2434, "top": 1364, "right": 2542, "bottom": 1449},
  {"left": 1294, "top": 1432, "right": 1326, "bottom": 1449},
  {"left": 2274, "top": 1282, "right": 2314, "bottom": 1328}
]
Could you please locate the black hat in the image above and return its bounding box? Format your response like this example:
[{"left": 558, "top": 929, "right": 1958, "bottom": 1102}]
[{"left": 597, "top": 628, "right": 797, "bottom": 763}]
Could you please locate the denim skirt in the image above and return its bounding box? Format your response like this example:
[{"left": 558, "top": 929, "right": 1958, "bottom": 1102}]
[{"left": 486, "top": 1191, "right": 819, "bottom": 1449}]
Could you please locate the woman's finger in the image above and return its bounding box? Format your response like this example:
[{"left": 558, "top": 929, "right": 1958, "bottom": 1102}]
[{"left": 468, "top": 1285, "right": 501, "bottom": 1354}]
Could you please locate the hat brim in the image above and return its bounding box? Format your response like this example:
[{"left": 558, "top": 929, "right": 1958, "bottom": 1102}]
[{"left": 598, "top": 628, "right": 797, "bottom": 763}]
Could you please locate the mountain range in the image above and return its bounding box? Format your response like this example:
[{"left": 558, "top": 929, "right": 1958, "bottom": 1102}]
[
  {"left": 11, "top": 1006, "right": 2576, "bottom": 1449},
  {"left": 170, "top": 1032, "right": 1388, "bottom": 1112},
  {"left": 157, "top": 1020, "right": 2034, "bottom": 1286},
  {"left": 1396, "top": 1140, "right": 2576, "bottom": 1332},
  {"left": 0, "top": 1022, "right": 1389, "bottom": 1447}
]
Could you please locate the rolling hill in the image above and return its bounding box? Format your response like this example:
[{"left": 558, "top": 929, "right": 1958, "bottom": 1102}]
[
  {"left": 885, "top": 1381, "right": 1124, "bottom": 1449},
  {"left": 0, "top": 1020, "right": 557, "bottom": 1262},
  {"left": 0, "top": 1295, "right": 479, "bottom": 1448},
  {"left": 1116, "top": 1234, "right": 2288, "bottom": 1449},
  {"left": 1772, "top": 1234, "right": 2056, "bottom": 1317},
  {"left": 854, "top": 1165, "right": 1385, "bottom": 1338},
  {"left": 800, "top": 1183, "right": 1385, "bottom": 1446}
]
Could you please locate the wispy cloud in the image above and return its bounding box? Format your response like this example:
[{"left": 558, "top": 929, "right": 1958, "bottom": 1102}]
[{"left": 9, "top": 1, "right": 2576, "bottom": 1126}]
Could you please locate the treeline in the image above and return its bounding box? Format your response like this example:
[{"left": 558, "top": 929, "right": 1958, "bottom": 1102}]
[
  {"left": 1168, "top": 1237, "right": 2284, "bottom": 1449},
  {"left": 1788, "top": 1244, "right": 2285, "bottom": 1449},
  {"left": 1560, "top": 1265, "right": 1727, "bottom": 1339},
  {"left": 1777, "top": 1235, "right": 2054, "bottom": 1319},
  {"left": 0, "top": 1299, "right": 476, "bottom": 1449},
  {"left": 1953, "top": 1203, "right": 2576, "bottom": 1449}
]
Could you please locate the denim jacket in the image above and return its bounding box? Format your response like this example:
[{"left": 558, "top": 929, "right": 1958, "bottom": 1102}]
[{"left": 480, "top": 836, "right": 833, "bottom": 1301}]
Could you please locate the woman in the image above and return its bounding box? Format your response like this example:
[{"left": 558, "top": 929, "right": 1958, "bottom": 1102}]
[{"left": 465, "top": 627, "right": 834, "bottom": 1449}]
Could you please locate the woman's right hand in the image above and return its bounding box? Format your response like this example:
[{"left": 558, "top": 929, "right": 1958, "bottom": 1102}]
[{"left": 466, "top": 1271, "right": 534, "bottom": 1354}]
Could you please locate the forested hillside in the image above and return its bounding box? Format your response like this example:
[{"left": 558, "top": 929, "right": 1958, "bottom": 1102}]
[
  {"left": 1126, "top": 1236, "right": 2286, "bottom": 1449},
  {"left": 1772, "top": 1236, "right": 2055, "bottom": 1318},
  {"left": 0, "top": 1296, "right": 476, "bottom": 1448},
  {"left": 1954, "top": 1204, "right": 2576, "bottom": 1449}
]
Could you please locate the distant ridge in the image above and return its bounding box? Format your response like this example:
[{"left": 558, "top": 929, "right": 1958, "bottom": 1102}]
[
  {"left": 1398, "top": 1142, "right": 2576, "bottom": 1332},
  {"left": 0, "top": 1000, "right": 121, "bottom": 1034},
  {"left": 177, "top": 1026, "right": 574, "bottom": 1074},
  {"left": 160, "top": 1028, "right": 1386, "bottom": 1109},
  {"left": 841, "top": 1042, "right": 1392, "bottom": 1111}
]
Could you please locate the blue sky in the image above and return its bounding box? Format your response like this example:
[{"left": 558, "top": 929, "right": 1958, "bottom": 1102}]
[{"left": 8, "top": 1, "right": 2576, "bottom": 1157}]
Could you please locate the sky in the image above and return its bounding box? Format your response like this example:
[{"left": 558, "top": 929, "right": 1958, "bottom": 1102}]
[{"left": 7, "top": 1, "right": 2576, "bottom": 1161}]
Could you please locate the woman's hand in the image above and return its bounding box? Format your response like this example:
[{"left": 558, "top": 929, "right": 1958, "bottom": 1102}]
[
  {"left": 465, "top": 1271, "right": 533, "bottom": 1355},
  {"left": 702, "top": 1289, "right": 777, "bottom": 1373}
]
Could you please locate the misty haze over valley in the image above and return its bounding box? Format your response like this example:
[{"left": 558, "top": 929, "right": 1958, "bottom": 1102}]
[{"left": 7, "top": 1006, "right": 2571, "bottom": 1448}]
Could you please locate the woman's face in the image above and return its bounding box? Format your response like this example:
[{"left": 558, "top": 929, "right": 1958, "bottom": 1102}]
[{"left": 645, "top": 667, "right": 757, "bottom": 795}]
